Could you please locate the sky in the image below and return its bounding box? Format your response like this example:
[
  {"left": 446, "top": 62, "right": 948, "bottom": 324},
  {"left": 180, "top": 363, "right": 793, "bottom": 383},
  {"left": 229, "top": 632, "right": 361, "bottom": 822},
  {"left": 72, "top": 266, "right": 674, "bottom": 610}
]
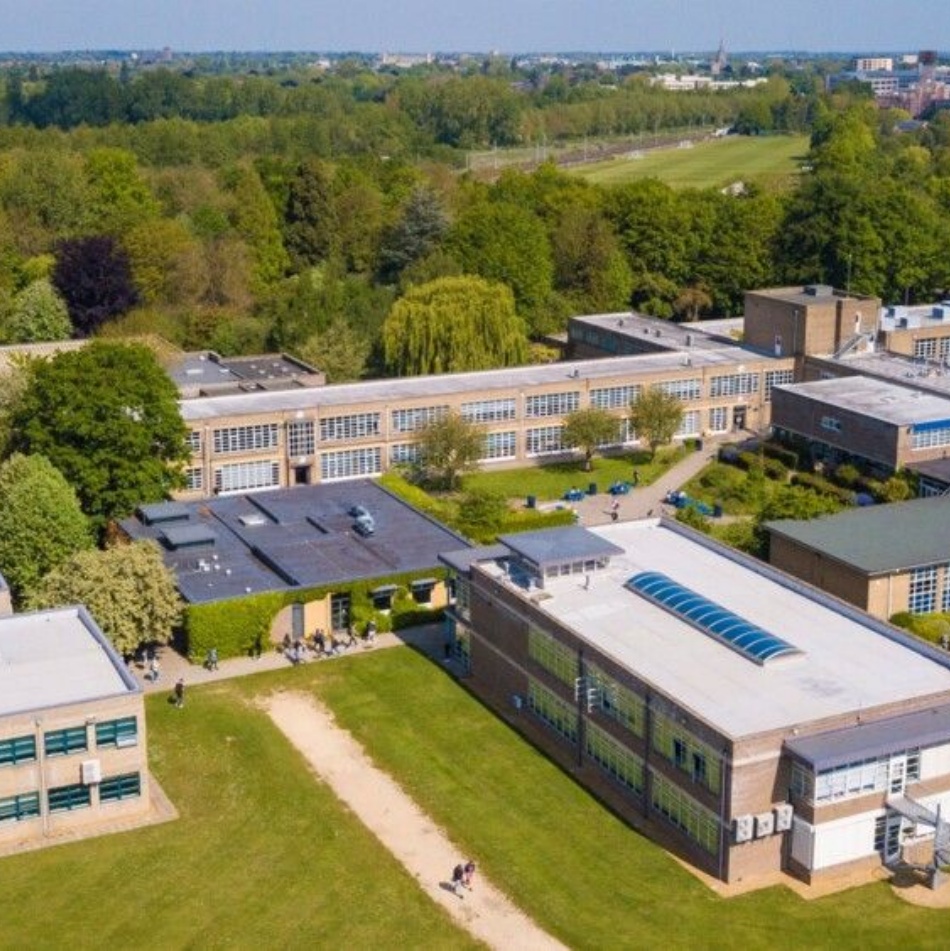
[{"left": 0, "top": 1, "right": 946, "bottom": 55}]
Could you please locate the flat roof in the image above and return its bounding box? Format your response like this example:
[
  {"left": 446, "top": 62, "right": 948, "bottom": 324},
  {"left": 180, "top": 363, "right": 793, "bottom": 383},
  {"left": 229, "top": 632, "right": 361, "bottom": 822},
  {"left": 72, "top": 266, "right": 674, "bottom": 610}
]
[
  {"left": 818, "top": 351, "right": 950, "bottom": 400},
  {"left": 180, "top": 347, "right": 780, "bottom": 423},
  {"left": 746, "top": 285, "right": 876, "bottom": 307},
  {"left": 121, "top": 480, "right": 470, "bottom": 604},
  {"left": 0, "top": 606, "right": 138, "bottom": 717},
  {"left": 880, "top": 301, "right": 950, "bottom": 333},
  {"left": 474, "top": 521, "right": 950, "bottom": 739},
  {"left": 766, "top": 497, "right": 950, "bottom": 574},
  {"left": 775, "top": 375, "right": 950, "bottom": 427},
  {"left": 569, "top": 312, "right": 747, "bottom": 353},
  {"left": 168, "top": 351, "right": 321, "bottom": 397},
  {"left": 500, "top": 526, "right": 623, "bottom": 568},
  {"left": 786, "top": 702, "right": 950, "bottom": 771}
]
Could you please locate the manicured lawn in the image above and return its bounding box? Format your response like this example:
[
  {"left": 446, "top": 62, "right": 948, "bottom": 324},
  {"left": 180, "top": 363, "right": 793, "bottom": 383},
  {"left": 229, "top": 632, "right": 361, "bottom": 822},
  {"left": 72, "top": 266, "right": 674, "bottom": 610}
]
[
  {"left": 5, "top": 652, "right": 949, "bottom": 950},
  {"left": 462, "top": 447, "right": 686, "bottom": 503},
  {"left": 572, "top": 134, "right": 810, "bottom": 191},
  {"left": 0, "top": 680, "right": 477, "bottom": 951}
]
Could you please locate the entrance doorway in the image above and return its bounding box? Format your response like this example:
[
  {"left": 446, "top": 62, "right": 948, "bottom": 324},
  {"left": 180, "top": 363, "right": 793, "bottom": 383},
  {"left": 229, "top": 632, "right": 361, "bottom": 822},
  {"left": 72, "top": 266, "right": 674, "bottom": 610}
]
[
  {"left": 732, "top": 406, "right": 747, "bottom": 430},
  {"left": 293, "top": 465, "right": 311, "bottom": 485}
]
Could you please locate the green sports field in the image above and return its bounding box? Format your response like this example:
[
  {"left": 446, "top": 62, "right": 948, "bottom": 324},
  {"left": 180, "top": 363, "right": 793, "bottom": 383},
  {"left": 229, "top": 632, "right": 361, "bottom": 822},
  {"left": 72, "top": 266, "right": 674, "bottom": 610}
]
[
  {"left": 571, "top": 134, "right": 810, "bottom": 191},
  {"left": 3, "top": 651, "right": 948, "bottom": 950}
]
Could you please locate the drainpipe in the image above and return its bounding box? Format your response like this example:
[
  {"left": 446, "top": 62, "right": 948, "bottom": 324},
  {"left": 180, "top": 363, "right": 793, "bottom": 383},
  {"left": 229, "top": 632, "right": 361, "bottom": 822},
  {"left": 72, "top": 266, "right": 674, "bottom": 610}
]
[{"left": 35, "top": 718, "right": 49, "bottom": 838}]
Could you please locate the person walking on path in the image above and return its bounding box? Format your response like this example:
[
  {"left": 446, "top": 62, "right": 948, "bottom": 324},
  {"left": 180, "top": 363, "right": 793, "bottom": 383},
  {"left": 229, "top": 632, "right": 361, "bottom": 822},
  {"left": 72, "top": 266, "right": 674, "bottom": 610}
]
[
  {"left": 463, "top": 860, "right": 477, "bottom": 890},
  {"left": 148, "top": 655, "right": 161, "bottom": 683},
  {"left": 173, "top": 678, "right": 185, "bottom": 709},
  {"left": 206, "top": 647, "right": 219, "bottom": 671},
  {"left": 451, "top": 862, "right": 466, "bottom": 897}
]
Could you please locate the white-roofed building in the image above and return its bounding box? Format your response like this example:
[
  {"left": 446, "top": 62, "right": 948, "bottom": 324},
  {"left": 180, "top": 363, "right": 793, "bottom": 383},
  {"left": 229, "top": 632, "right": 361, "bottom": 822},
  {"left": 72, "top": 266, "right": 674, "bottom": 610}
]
[
  {"left": 0, "top": 606, "right": 150, "bottom": 850},
  {"left": 441, "top": 520, "right": 950, "bottom": 887}
]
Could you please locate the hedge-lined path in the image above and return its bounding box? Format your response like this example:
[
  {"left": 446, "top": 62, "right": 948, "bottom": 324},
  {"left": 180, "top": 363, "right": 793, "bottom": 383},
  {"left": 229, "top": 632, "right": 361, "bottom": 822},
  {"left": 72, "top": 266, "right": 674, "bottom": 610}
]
[{"left": 132, "top": 623, "right": 447, "bottom": 695}]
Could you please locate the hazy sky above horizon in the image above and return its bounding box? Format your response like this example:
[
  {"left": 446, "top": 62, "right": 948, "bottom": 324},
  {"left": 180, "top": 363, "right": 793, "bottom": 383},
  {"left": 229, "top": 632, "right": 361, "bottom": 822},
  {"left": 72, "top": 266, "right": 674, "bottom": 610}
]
[{"left": 0, "top": 1, "right": 945, "bottom": 54}]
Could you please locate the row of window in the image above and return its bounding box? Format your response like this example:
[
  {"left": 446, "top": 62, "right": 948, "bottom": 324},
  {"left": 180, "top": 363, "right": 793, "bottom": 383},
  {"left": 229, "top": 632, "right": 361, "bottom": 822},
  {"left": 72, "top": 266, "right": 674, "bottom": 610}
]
[
  {"left": 526, "top": 678, "right": 719, "bottom": 855},
  {"left": 0, "top": 773, "right": 141, "bottom": 824},
  {"left": 908, "top": 565, "right": 950, "bottom": 615},
  {"left": 528, "top": 628, "right": 578, "bottom": 685},
  {"left": 914, "top": 337, "right": 950, "bottom": 362},
  {"left": 790, "top": 749, "right": 921, "bottom": 803},
  {"left": 527, "top": 635, "right": 718, "bottom": 796},
  {"left": 193, "top": 370, "right": 788, "bottom": 472},
  {"left": 192, "top": 377, "right": 783, "bottom": 468},
  {"left": 650, "top": 772, "right": 721, "bottom": 855},
  {"left": 652, "top": 711, "right": 722, "bottom": 794},
  {"left": 0, "top": 718, "right": 138, "bottom": 766},
  {"left": 911, "top": 426, "right": 950, "bottom": 451}
]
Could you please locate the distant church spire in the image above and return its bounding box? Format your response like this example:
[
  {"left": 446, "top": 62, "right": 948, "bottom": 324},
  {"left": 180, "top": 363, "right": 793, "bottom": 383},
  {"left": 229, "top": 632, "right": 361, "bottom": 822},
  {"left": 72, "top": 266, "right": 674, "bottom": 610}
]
[{"left": 712, "top": 38, "right": 727, "bottom": 76}]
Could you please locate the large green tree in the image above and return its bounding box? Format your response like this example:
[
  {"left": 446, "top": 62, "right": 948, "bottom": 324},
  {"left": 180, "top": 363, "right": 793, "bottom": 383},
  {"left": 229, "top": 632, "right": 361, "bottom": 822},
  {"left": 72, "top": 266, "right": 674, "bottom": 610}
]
[
  {"left": 11, "top": 341, "right": 188, "bottom": 528},
  {"left": 27, "top": 541, "right": 182, "bottom": 657},
  {"left": 629, "top": 387, "right": 684, "bottom": 458},
  {"left": 382, "top": 276, "right": 528, "bottom": 375},
  {"left": 1, "top": 279, "right": 71, "bottom": 343},
  {"left": 562, "top": 407, "right": 621, "bottom": 471},
  {"left": 0, "top": 453, "right": 93, "bottom": 603},
  {"left": 417, "top": 410, "right": 485, "bottom": 490},
  {"left": 298, "top": 316, "right": 370, "bottom": 383},
  {"left": 449, "top": 200, "right": 555, "bottom": 335}
]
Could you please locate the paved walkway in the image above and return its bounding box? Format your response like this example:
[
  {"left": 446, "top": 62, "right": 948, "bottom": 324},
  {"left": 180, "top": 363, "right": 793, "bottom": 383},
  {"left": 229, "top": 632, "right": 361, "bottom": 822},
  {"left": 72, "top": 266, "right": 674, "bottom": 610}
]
[
  {"left": 132, "top": 624, "right": 447, "bottom": 696},
  {"left": 568, "top": 440, "right": 723, "bottom": 527}
]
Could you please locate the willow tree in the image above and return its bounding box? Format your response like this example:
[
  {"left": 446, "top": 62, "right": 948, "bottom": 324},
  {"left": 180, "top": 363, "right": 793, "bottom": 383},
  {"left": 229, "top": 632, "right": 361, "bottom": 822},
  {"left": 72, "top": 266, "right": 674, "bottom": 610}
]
[{"left": 382, "top": 275, "right": 528, "bottom": 376}]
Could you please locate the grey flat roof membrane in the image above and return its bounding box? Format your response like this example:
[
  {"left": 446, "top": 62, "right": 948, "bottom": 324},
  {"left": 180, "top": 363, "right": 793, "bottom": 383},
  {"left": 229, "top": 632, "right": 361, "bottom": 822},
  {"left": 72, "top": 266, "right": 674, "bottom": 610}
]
[
  {"left": 499, "top": 526, "right": 624, "bottom": 568},
  {"left": 786, "top": 703, "right": 950, "bottom": 771}
]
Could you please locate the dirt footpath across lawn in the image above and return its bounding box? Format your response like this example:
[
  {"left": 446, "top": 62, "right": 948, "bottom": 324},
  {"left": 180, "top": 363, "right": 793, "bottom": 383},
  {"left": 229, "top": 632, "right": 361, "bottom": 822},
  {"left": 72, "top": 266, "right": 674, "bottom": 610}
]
[{"left": 264, "top": 691, "right": 567, "bottom": 951}]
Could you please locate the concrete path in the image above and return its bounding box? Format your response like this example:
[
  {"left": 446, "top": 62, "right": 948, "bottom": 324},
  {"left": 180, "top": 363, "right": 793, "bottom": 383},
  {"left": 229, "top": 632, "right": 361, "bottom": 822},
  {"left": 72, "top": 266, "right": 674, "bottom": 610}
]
[
  {"left": 266, "top": 692, "right": 568, "bottom": 951},
  {"left": 568, "top": 440, "right": 723, "bottom": 527},
  {"left": 132, "top": 625, "right": 447, "bottom": 696}
]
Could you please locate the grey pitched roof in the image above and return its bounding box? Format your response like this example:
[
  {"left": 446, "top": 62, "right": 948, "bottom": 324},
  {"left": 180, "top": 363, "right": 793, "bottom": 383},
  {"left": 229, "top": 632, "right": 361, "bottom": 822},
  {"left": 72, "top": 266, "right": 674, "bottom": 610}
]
[{"left": 765, "top": 496, "right": 950, "bottom": 574}]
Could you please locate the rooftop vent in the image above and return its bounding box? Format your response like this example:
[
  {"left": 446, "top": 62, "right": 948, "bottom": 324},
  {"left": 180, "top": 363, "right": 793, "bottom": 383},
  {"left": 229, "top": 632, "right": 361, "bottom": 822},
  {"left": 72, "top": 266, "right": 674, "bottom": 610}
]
[{"left": 239, "top": 513, "right": 267, "bottom": 527}]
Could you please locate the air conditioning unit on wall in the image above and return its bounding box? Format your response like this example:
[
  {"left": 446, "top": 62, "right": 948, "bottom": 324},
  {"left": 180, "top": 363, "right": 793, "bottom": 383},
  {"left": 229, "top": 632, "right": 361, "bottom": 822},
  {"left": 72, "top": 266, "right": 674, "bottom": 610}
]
[
  {"left": 774, "top": 803, "right": 794, "bottom": 832},
  {"left": 755, "top": 812, "right": 775, "bottom": 838},
  {"left": 81, "top": 759, "right": 102, "bottom": 785},
  {"left": 733, "top": 815, "right": 753, "bottom": 843}
]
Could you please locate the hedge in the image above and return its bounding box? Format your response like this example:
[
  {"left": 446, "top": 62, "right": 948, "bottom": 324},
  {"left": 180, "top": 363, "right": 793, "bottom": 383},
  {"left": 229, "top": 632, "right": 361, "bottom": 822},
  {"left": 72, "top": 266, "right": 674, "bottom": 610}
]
[
  {"left": 790, "top": 472, "right": 856, "bottom": 504},
  {"left": 184, "top": 567, "right": 448, "bottom": 661},
  {"left": 736, "top": 451, "right": 788, "bottom": 482},
  {"left": 761, "top": 442, "right": 799, "bottom": 470}
]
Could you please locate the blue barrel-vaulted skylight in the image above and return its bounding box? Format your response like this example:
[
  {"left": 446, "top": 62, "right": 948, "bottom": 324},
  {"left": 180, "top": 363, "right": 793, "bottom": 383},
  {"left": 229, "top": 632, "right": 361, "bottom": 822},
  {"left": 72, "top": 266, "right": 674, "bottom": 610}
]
[{"left": 627, "top": 571, "right": 802, "bottom": 666}]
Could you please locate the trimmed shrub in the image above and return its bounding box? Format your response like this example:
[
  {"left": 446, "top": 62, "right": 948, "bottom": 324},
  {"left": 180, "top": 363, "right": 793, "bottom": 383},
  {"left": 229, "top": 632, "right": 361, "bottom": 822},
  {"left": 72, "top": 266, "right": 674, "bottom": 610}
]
[
  {"left": 831, "top": 463, "right": 860, "bottom": 488},
  {"left": 761, "top": 442, "right": 799, "bottom": 470},
  {"left": 790, "top": 472, "right": 856, "bottom": 504},
  {"left": 736, "top": 451, "right": 787, "bottom": 482}
]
